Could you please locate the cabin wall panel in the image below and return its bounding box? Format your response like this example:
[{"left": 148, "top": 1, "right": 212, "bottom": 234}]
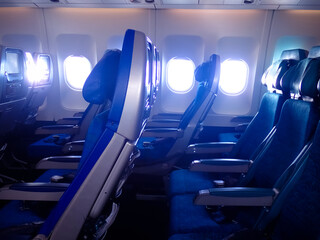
[
  {"left": 153, "top": 9, "right": 269, "bottom": 127},
  {"left": 42, "top": 8, "right": 155, "bottom": 120},
  {"left": 267, "top": 10, "right": 320, "bottom": 66}
]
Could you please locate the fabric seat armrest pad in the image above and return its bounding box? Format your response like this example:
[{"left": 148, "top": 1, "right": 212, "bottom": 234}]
[
  {"left": 189, "top": 159, "right": 252, "bottom": 173},
  {"left": 36, "top": 156, "right": 81, "bottom": 169},
  {"left": 141, "top": 128, "right": 184, "bottom": 138},
  {"left": 185, "top": 142, "right": 236, "bottom": 155},
  {"left": 194, "top": 187, "right": 277, "bottom": 206},
  {"left": 0, "top": 183, "right": 69, "bottom": 201}
]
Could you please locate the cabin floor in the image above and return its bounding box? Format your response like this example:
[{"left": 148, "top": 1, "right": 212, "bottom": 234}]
[{"left": 108, "top": 179, "right": 170, "bottom": 240}]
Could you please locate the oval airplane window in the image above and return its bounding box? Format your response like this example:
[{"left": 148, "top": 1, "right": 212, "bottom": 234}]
[
  {"left": 64, "top": 55, "right": 91, "bottom": 91},
  {"left": 219, "top": 59, "right": 248, "bottom": 95},
  {"left": 166, "top": 57, "right": 195, "bottom": 93}
]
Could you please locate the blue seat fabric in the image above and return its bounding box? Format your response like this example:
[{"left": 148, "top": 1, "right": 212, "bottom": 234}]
[
  {"left": 169, "top": 120, "right": 320, "bottom": 240},
  {"left": 271, "top": 122, "right": 320, "bottom": 240}
]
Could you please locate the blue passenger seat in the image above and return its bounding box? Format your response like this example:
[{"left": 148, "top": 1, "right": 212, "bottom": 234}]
[
  {"left": 26, "top": 50, "right": 121, "bottom": 162},
  {"left": 134, "top": 54, "right": 220, "bottom": 175},
  {"left": 169, "top": 48, "right": 310, "bottom": 196},
  {"left": 0, "top": 29, "right": 152, "bottom": 240},
  {"left": 218, "top": 48, "right": 309, "bottom": 143},
  {"left": 168, "top": 48, "right": 320, "bottom": 238}
]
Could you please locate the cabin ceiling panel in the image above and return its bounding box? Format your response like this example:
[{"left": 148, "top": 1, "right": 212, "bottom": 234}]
[
  {"left": 161, "top": 0, "right": 198, "bottom": 4},
  {"left": 259, "top": 0, "right": 299, "bottom": 4}
]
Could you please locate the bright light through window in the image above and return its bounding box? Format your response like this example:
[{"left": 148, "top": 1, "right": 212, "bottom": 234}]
[
  {"left": 64, "top": 55, "right": 91, "bottom": 91},
  {"left": 219, "top": 59, "right": 248, "bottom": 95},
  {"left": 36, "top": 55, "right": 50, "bottom": 83},
  {"left": 167, "top": 58, "right": 195, "bottom": 93},
  {"left": 25, "top": 52, "right": 37, "bottom": 84}
]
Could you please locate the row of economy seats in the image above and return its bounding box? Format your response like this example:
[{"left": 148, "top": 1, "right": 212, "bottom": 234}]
[
  {"left": 0, "top": 29, "right": 159, "bottom": 239},
  {"left": 168, "top": 46, "right": 320, "bottom": 239},
  {"left": 131, "top": 47, "right": 308, "bottom": 178}
]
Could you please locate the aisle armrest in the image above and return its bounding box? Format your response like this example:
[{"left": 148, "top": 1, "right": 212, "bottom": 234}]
[
  {"left": 0, "top": 182, "right": 69, "bottom": 201},
  {"left": 62, "top": 140, "right": 85, "bottom": 154},
  {"left": 56, "top": 117, "right": 82, "bottom": 125},
  {"left": 185, "top": 142, "right": 236, "bottom": 155},
  {"left": 35, "top": 124, "right": 79, "bottom": 135},
  {"left": 146, "top": 119, "right": 180, "bottom": 128},
  {"left": 142, "top": 128, "right": 184, "bottom": 138},
  {"left": 194, "top": 187, "right": 278, "bottom": 206},
  {"left": 36, "top": 156, "right": 81, "bottom": 169},
  {"left": 189, "top": 159, "right": 252, "bottom": 173}
]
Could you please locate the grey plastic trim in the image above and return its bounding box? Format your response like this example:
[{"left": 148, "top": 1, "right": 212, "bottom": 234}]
[
  {"left": 36, "top": 156, "right": 81, "bottom": 169},
  {"left": 189, "top": 159, "right": 252, "bottom": 173},
  {"left": 185, "top": 142, "right": 236, "bottom": 155}
]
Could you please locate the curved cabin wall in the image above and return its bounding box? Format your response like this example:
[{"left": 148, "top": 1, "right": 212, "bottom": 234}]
[{"left": 0, "top": 7, "right": 319, "bottom": 126}]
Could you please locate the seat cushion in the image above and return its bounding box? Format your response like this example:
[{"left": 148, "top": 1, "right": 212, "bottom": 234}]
[
  {"left": 169, "top": 170, "right": 214, "bottom": 196},
  {"left": 27, "top": 134, "right": 71, "bottom": 161},
  {"left": 170, "top": 194, "right": 241, "bottom": 236}
]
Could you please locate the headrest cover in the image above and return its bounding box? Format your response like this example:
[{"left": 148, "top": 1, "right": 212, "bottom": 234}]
[
  {"left": 308, "top": 46, "right": 320, "bottom": 59},
  {"left": 209, "top": 54, "right": 220, "bottom": 93},
  {"left": 194, "top": 61, "right": 211, "bottom": 83},
  {"left": 281, "top": 49, "right": 308, "bottom": 61},
  {"left": 300, "top": 58, "right": 320, "bottom": 99},
  {"left": 82, "top": 49, "right": 121, "bottom": 104}
]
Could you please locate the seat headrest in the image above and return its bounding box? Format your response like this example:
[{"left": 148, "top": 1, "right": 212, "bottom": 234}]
[
  {"left": 280, "top": 49, "right": 309, "bottom": 61},
  {"left": 194, "top": 54, "right": 220, "bottom": 92},
  {"left": 194, "top": 61, "right": 211, "bottom": 83},
  {"left": 82, "top": 49, "right": 121, "bottom": 104},
  {"left": 307, "top": 46, "right": 320, "bottom": 59},
  {"left": 281, "top": 58, "right": 320, "bottom": 99},
  {"left": 300, "top": 58, "right": 320, "bottom": 99}
]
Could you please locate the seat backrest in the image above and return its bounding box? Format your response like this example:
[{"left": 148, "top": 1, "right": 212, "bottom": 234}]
[
  {"left": 167, "top": 54, "right": 220, "bottom": 157},
  {"left": 36, "top": 29, "right": 150, "bottom": 240},
  {"left": 228, "top": 49, "right": 308, "bottom": 160},
  {"left": 267, "top": 120, "right": 320, "bottom": 239},
  {"left": 0, "top": 45, "right": 28, "bottom": 136},
  {"left": 242, "top": 53, "right": 320, "bottom": 189}
]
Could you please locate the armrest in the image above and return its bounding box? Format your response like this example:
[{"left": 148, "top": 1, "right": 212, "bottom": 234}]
[
  {"left": 0, "top": 182, "right": 69, "bottom": 201},
  {"left": 146, "top": 119, "right": 180, "bottom": 128},
  {"left": 234, "top": 123, "right": 249, "bottom": 132},
  {"left": 185, "top": 142, "right": 236, "bottom": 155},
  {"left": 142, "top": 128, "right": 184, "bottom": 138},
  {"left": 35, "top": 125, "right": 79, "bottom": 135},
  {"left": 151, "top": 113, "right": 182, "bottom": 120},
  {"left": 73, "top": 111, "right": 84, "bottom": 117},
  {"left": 56, "top": 117, "right": 82, "bottom": 125},
  {"left": 62, "top": 140, "right": 85, "bottom": 154},
  {"left": 189, "top": 159, "right": 252, "bottom": 173},
  {"left": 194, "top": 187, "right": 278, "bottom": 206},
  {"left": 35, "top": 156, "right": 81, "bottom": 169}
]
